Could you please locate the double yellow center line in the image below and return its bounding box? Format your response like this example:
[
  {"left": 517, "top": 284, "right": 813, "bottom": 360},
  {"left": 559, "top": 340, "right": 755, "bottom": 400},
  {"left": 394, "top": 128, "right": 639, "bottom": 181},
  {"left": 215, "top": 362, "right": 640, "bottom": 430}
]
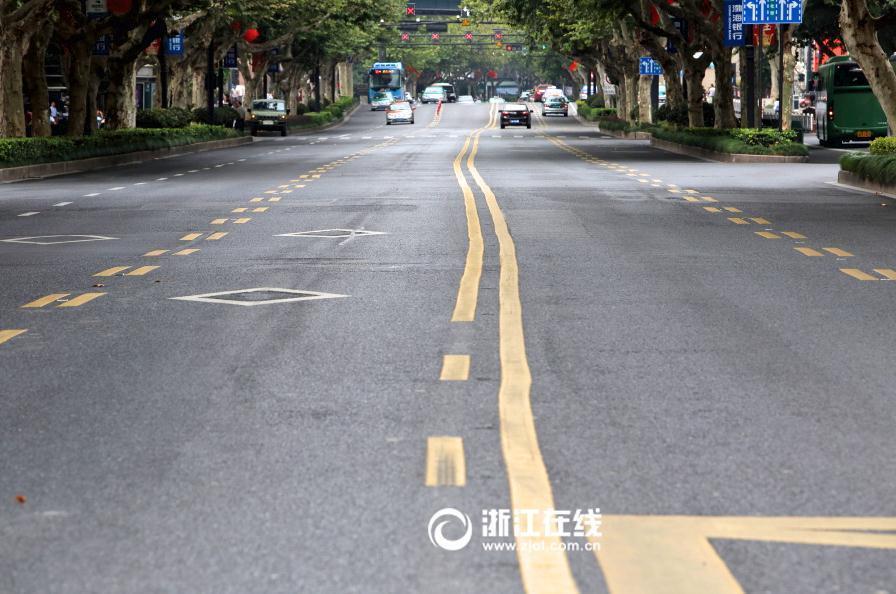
[{"left": 450, "top": 103, "right": 579, "bottom": 593}]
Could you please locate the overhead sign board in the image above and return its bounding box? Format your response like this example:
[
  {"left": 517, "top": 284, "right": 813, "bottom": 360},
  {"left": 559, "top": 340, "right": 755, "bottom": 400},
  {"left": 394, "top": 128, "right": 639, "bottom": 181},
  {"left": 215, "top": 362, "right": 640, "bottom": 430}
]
[
  {"left": 724, "top": 0, "right": 746, "bottom": 47},
  {"left": 639, "top": 57, "right": 663, "bottom": 76},
  {"left": 86, "top": 0, "right": 107, "bottom": 14},
  {"left": 743, "top": 0, "right": 803, "bottom": 24},
  {"left": 408, "top": 0, "right": 462, "bottom": 16}
]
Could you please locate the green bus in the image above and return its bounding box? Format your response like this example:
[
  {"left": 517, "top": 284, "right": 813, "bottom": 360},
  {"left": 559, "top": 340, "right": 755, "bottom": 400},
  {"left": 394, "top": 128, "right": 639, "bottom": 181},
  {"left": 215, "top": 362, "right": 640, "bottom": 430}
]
[{"left": 815, "top": 56, "right": 888, "bottom": 147}]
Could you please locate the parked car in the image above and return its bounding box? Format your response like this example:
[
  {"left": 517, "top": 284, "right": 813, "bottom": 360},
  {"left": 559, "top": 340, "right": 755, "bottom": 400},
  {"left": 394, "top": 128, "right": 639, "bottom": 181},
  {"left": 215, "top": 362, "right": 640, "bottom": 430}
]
[
  {"left": 247, "top": 99, "right": 290, "bottom": 136},
  {"left": 500, "top": 103, "right": 532, "bottom": 129}
]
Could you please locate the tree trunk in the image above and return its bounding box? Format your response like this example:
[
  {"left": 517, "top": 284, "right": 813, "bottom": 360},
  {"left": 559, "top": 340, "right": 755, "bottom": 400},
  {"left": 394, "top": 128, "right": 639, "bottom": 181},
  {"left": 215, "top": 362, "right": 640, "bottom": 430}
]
[
  {"left": 105, "top": 58, "right": 138, "bottom": 129},
  {"left": 780, "top": 29, "right": 797, "bottom": 130},
  {"left": 87, "top": 58, "right": 103, "bottom": 134},
  {"left": 684, "top": 66, "right": 705, "bottom": 127},
  {"left": 0, "top": 36, "right": 27, "bottom": 137},
  {"left": 64, "top": 39, "right": 93, "bottom": 136},
  {"left": 638, "top": 75, "right": 653, "bottom": 123},
  {"left": 623, "top": 72, "right": 638, "bottom": 122},
  {"left": 840, "top": 0, "right": 896, "bottom": 131},
  {"left": 23, "top": 20, "right": 53, "bottom": 137},
  {"left": 713, "top": 48, "right": 737, "bottom": 129}
]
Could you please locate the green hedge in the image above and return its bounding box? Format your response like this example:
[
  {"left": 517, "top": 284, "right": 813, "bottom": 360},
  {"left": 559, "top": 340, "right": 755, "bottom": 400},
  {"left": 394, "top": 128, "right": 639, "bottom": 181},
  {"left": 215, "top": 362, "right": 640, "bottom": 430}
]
[
  {"left": 0, "top": 125, "right": 239, "bottom": 168},
  {"left": 136, "top": 107, "right": 193, "bottom": 129},
  {"left": 651, "top": 127, "right": 808, "bottom": 156},
  {"left": 576, "top": 101, "right": 617, "bottom": 121},
  {"left": 870, "top": 137, "right": 896, "bottom": 155},
  {"left": 191, "top": 106, "right": 241, "bottom": 126},
  {"left": 840, "top": 152, "right": 896, "bottom": 185},
  {"left": 288, "top": 96, "right": 358, "bottom": 129}
]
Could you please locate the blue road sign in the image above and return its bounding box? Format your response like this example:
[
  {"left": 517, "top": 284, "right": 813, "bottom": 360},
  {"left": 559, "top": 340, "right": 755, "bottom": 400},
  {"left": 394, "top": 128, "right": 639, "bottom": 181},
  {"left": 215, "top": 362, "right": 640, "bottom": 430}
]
[
  {"left": 93, "top": 35, "right": 110, "bottom": 56},
  {"left": 724, "top": 0, "right": 746, "bottom": 47},
  {"left": 639, "top": 57, "right": 663, "bottom": 76},
  {"left": 165, "top": 32, "right": 184, "bottom": 56},
  {"left": 223, "top": 46, "right": 238, "bottom": 68},
  {"left": 743, "top": 0, "right": 802, "bottom": 24}
]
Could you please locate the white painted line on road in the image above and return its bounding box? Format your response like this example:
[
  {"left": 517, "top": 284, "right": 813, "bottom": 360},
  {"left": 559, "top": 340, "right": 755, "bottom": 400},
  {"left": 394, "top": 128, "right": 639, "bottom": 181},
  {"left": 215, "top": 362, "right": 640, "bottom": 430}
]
[
  {"left": 2, "top": 235, "right": 117, "bottom": 245},
  {"left": 238, "top": 158, "right": 246, "bottom": 162},
  {"left": 18, "top": 212, "right": 39, "bottom": 217},
  {"left": 276, "top": 229, "right": 387, "bottom": 239},
  {"left": 188, "top": 169, "right": 199, "bottom": 173},
  {"left": 133, "top": 182, "right": 146, "bottom": 185},
  {"left": 214, "top": 164, "right": 224, "bottom": 168},
  {"left": 170, "top": 287, "right": 348, "bottom": 307},
  {"left": 156, "top": 177, "right": 168, "bottom": 181},
  {"left": 53, "top": 202, "right": 73, "bottom": 207},
  {"left": 173, "top": 173, "right": 184, "bottom": 177},
  {"left": 83, "top": 192, "right": 101, "bottom": 197},
  {"left": 108, "top": 186, "right": 125, "bottom": 191}
]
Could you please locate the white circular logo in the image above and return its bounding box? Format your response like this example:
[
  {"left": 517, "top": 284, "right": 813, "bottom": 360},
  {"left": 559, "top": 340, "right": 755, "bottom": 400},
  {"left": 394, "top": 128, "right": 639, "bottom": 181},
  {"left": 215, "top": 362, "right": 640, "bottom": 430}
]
[{"left": 428, "top": 507, "right": 473, "bottom": 551}]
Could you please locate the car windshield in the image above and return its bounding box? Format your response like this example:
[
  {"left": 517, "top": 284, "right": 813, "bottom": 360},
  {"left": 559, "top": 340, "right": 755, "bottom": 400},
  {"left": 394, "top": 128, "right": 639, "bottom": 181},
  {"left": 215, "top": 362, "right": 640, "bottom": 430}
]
[
  {"left": 834, "top": 64, "right": 870, "bottom": 88},
  {"left": 503, "top": 104, "right": 528, "bottom": 112},
  {"left": 391, "top": 102, "right": 411, "bottom": 111},
  {"left": 373, "top": 92, "right": 393, "bottom": 101},
  {"left": 546, "top": 99, "right": 565, "bottom": 106},
  {"left": 423, "top": 88, "right": 443, "bottom": 95},
  {"left": 252, "top": 101, "right": 285, "bottom": 111}
]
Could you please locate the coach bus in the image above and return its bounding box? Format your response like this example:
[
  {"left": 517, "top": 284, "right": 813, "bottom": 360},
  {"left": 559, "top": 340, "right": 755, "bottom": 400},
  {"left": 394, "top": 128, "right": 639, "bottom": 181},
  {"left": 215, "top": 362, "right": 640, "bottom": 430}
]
[
  {"left": 815, "top": 56, "right": 889, "bottom": 147},
  {"left": 368, "top": 62, "right": 406, "bottom": 109}
]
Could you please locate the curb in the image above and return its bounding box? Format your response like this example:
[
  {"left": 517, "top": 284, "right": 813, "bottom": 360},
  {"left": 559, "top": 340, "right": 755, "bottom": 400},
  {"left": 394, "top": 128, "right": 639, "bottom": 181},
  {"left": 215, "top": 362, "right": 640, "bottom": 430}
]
[
  {"left": 836, "top": 170, "right": 896, "bottom": 198},
  {"left": 649, "top": 137, "right": 810, "bottom": 163},
  {"left": 1, "top": 136, "right": 253, "bottom": 184}
]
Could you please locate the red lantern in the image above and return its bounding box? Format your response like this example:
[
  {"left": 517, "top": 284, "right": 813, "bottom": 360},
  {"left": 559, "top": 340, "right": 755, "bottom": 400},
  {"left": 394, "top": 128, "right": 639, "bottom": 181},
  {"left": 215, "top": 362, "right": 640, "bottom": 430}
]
[
  {"left": 243, "top": 28, "right": 260, "bottom": 43},
  {"left": 107, "top": 0, "right": 132, "bottom": 15},
  {"left": 230, "top": 21, "right": 242, "bottom": 33}
]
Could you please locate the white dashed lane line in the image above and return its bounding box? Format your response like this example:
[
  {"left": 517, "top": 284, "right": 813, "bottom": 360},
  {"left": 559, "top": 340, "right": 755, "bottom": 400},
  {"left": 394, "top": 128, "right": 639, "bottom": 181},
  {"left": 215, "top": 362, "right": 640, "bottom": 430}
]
[
  {"left": 108, "top": 187, "right": 125, "bottom": 191},
  {"left": 83, "top": 192, "right": 101, "bottom": 197},
  {"left": 53, "top": 202, "right": 73, "bottom": 207},
  {"left": 18, "top": 212, "right": 39, "bottom": 217}
]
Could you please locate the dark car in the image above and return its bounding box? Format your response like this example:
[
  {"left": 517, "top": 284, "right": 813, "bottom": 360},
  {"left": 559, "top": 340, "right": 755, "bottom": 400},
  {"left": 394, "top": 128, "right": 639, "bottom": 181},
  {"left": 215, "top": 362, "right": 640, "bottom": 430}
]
[
  {"left": 247, "top": 99, "right": 289, "bottom": 136},
  {"left": 500, "top": 103, "right": 532, "bottom": 129}
]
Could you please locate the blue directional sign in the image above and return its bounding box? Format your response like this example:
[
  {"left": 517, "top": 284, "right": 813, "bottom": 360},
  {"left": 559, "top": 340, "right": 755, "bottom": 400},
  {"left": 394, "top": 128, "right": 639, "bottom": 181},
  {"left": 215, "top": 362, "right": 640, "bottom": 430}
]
[
  {"left": 165, "top": 32, "right": 184, "bottom": 56},
  {"left": 639, "top": 57, "right": 663, "bottom": 76},
  {"left": 743, "top": 0, "right": 803, "bottom": 24},
  {"left": 223, "top": 46, "right": 238, "bottom": 68},
  {"left": 724, "top": 0, "right": 746, "bottom": 47}
]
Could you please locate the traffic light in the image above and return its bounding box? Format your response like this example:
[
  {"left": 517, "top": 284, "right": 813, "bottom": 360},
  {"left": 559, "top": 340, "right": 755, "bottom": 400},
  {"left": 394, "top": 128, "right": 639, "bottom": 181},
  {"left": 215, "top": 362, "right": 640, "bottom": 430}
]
[
  {"left": 464, "top": 32, "right": 473, "bottom": 42},
  {"left": 406, "top": 3, "right": 415, "bottom": 16}
]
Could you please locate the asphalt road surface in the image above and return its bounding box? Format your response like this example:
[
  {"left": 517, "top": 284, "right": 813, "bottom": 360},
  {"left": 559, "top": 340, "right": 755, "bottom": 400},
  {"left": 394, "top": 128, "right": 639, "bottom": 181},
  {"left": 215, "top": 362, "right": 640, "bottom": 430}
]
[{"left": 2, "top": 102, "right": 895, "bottom": 594}]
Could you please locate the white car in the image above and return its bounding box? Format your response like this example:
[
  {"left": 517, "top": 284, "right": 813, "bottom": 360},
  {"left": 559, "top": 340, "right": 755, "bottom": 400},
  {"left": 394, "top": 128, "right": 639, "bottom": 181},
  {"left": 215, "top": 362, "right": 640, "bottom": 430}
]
[
  {"left": 370, "top": 91, "right": 394, "bottom": 111},
  {"left": 457, "top": 95, "right": 475, "bottom": 104},
  {"left": 386, "top": 101, "right": 414, "bottom": 125}
]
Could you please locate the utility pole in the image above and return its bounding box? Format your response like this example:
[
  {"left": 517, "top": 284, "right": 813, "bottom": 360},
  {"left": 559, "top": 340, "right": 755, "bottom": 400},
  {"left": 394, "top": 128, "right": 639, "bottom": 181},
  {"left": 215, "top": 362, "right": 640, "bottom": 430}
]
[
  {"left": 778, "top": 24, "right": 786, "bottom": 131},
  {"left": 159, "top": 32, "right": 169, "bottom": 109},
  {"left": 745, "top": 25, "right": 755, "bottom": 127},
  {"left": 206, "top": 42, "right": 215, "bottom": 122}
]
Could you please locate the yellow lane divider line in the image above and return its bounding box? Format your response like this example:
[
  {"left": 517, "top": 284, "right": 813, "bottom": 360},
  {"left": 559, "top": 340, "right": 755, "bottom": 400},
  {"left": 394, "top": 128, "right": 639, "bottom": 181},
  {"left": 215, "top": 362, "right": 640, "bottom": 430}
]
[
  {"left": 840, "top": 268, "right": 878, "bottom": 281},
  {"left": 440, "top": 354, "right": 471, "bottom": 381},
  {"left": 94, "top": 266, "right": 131, "bottom": 277},
  {"left": 0, "top": 329, "right": 27, "bottom": 346},
  {"left": 425, "top": 436, "right": 466, "bottom": 486},
  {"left": 466, "top": 115, "right": 579, "bottom": 594}
]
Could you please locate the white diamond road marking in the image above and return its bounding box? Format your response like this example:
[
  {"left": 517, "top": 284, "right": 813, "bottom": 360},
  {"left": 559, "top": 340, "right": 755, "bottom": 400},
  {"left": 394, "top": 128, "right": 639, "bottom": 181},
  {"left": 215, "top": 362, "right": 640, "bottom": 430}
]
[
  {"left": 18, "top": 212, "right": 39, "bottom": 217},
  {"left": 275, "top": 229, "right": 388, "bottom": 239},
  {"left": 1, "top": 234, "right": 118, "bottom": 245},
  {"left": 170, "top": 287, "right": 348, "bottom": 307}
]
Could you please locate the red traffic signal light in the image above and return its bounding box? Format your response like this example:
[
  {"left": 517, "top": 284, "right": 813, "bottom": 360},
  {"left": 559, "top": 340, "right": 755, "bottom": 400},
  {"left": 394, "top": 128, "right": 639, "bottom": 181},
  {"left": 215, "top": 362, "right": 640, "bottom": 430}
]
[
  {"left": 430, "top": 32, "right": 440, "bottom": 41},
  {"left": 505, "top": 44, "right": 513, "bottom": 51},
  {"left": 464, "top": 32, "right": 473, "bottom": 41},
  {"left": 406, "top": 3, "right": 415, "bottom": 16},
  {"left": 494, "top": 32, "right": 503, "bottom": 40},
  {"left": 401, "top": 32, "right": 410, "bottom": 41}
]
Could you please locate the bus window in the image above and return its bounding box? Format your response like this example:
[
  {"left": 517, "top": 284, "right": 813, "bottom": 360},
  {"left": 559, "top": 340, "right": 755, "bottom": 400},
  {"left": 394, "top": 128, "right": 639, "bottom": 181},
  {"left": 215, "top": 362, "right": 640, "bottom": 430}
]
[
  {"left": 370, "top": 69, "right": 400, "bottom": 89},
  {"left": 834, "top": 64, "right": 870, "bottom": 88}
]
